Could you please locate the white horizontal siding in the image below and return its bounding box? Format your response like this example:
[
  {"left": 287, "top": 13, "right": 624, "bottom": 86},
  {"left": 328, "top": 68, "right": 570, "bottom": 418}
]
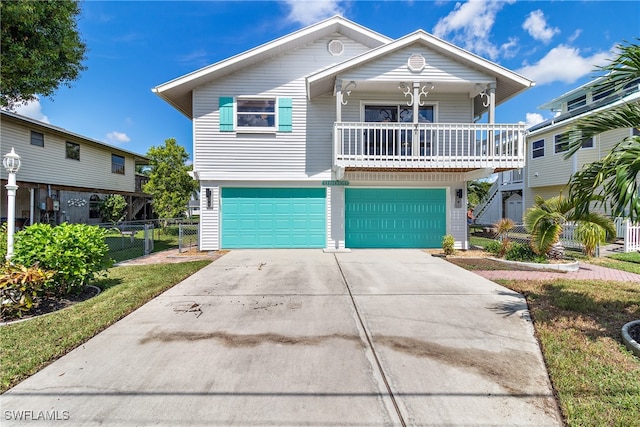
[
  {"left": 341, "top": 45, "right": 492, "bottom": 83},
  {"left": 0, "top": 119, "right": 135, "bottom": 192},
  {"left": 199, "top": 184, "right": 219, "bottom": 250},
  {"left": 193, "top": 34, "right": 371, "bottom": 181}
]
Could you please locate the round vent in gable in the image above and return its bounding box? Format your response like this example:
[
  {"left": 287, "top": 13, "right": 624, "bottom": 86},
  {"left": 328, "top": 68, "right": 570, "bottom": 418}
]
[
  {"left": 408, "top": 54, "right": 426, "bottom": 72},
  {"left": 328, "top": 40, "right": 344, "bottom": 56}
]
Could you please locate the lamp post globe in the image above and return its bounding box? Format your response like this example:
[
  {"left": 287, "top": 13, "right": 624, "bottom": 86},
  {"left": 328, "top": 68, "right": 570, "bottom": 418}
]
[{"left": 3, "top": 147, "right": 21, "bottom": 260}]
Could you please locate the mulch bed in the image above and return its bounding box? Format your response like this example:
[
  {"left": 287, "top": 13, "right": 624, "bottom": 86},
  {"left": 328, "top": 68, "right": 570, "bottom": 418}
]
[{"left": 1, "top": 286, "right": 100, "bottom": 323}]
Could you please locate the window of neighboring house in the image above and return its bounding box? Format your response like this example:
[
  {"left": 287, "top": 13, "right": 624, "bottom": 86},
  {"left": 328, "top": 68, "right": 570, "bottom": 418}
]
[
  {"left": 89, "top": 194, "right": 101, "bottom": 219},
  {"left": 30, "top": 131, "right": 44, "bottom": 147},
  {"left": 66, "top": 141, "right": 80, "bottom": 160},
  {"left": 554, "top": 134, "right": 569, "bottom": 153},
  {"left": 592, "top": 87, "right": 614, "bottom": 103},
  {"left": 581, "top": 136, "right": 594, "bottom": 149},
  {"left": 567, "top": 95, "right": 587, "bottom": 112},
  {"left": 633, "top": 127, "right": 640, "bottom": 137},
  {"left": 112, "top": 154, "right": 125, "bottom": 174},
  {"left": 532, "top": 139, "right": 545, "bottom": 158}
]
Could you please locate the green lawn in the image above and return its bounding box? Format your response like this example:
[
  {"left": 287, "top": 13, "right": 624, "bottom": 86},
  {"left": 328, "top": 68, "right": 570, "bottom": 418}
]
[
  {"left": 450, "top": 255, "right": 640, "bottom": 426},
  {"left": 104, "top": 227, "right": 184, "bottom": 263},
  {"left": 0, "top": 260, "right": 211, "bottom": 392}
]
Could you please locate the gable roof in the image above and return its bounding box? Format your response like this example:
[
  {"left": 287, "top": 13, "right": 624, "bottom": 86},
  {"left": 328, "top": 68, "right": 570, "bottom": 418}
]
[
  {"left": 0, "top": 110, "right": 149, "bottom": 164},
  {"left": 152, "top": 16, "right": 391, "bottom": 118},
  {"left": 306, "top": 30, "right": 534, "bottom": 109}
]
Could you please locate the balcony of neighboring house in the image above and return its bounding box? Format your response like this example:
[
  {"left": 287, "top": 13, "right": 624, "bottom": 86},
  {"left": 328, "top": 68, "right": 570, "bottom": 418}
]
[
  {"left": 498, "top": 168, "right": 524, "bottom": 191},
  {"left": 333, "top": 121, "right": 526, "bottom": 171}
]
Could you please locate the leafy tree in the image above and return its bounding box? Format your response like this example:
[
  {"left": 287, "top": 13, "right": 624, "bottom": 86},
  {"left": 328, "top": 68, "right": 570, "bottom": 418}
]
[
  {"left": 564, "top": 41, "right": 640, "bottom": 221},
  {"left": 524, "top": 194, "right": 615, "bottom": 258},
  {"left": 0, "top": 0, "right": 87, "bottom": 109},
  {"left": 143, "top": 138, "right": 197, "bottom": 219},
  {"left": 100, "top": 194, "right": 128, "bottom": 224},
  {"left": 467, "top": 180, "right": 493, "bottom": 208}
]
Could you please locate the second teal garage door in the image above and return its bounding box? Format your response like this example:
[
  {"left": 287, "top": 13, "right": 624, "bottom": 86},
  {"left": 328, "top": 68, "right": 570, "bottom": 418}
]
[
  {"left": 345, "top": 188, "right": 446, "bottom": 248},
  {"left": 221, "top": 188, "right": 326, "bottom": 248}
]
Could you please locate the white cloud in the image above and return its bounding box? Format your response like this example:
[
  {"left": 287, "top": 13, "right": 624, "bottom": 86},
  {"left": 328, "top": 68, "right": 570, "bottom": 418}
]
[
  {"left": 13, "top": 97, "right": 50, "bottom": 123},
  {"left": 567, "top": 29, "right": 582, "bottom": 44},
  {"left": 516, "top": 44, "right": 612, "bottom": 85},
  {"left": 524, "top": 112, "right": 545, "bottom": 127},
  {"left": 522, "top": 10, "right": 559, "bottom": 43},
  {"left": 432, "top": 0, "right": 515, "bottom": 60},
  {"left": 282, "top": 0, "right": 344, "bottom": 26},
  {"left": 106, "top": 131, "right": 131, "bottom": 144}
]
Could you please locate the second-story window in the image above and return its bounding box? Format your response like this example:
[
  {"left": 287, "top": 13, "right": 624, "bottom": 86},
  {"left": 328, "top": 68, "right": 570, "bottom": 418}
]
[
  {"left": 66, "top": 142, "right": 80, "bottom": 160},
  {"left": 532, "top": 139, "right": 544, "bottom": 158},
  {"left": 554, "top": 134, "right": 569, "bottom": 153},
  {"left": 31, "top": 131, "right": 44, "bottom": 147},
  {"left": 236, "top": 98, "right": 276, "bottom": 129},
  {"left": 567, "top": 95, "right": 586, "bottom": 112},
  {"left": 581, "top": 136, "right": 594, "bottom": 149},
  {"left": 112, "top": 154, "right": 125, "bottom": 174}
]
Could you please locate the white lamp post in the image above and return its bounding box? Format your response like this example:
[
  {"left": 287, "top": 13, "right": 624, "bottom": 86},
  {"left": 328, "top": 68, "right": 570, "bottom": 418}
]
[{"left": 3, "top": 147, "right": 21, "bottom": 260}]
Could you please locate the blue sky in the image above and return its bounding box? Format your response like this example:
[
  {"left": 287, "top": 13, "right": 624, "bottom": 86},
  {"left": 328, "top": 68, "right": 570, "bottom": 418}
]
[{"left": 13, "top": 0, "right": 640, "bottom": 161}]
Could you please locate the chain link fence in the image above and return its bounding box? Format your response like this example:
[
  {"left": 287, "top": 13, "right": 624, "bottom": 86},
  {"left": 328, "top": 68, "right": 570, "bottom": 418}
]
[{"left": 98, "top": 218, "right": 199, "bottom": 263}]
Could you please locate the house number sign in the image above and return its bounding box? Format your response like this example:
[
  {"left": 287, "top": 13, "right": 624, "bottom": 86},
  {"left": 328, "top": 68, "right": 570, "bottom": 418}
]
[{"left": 322, "top": 180, "right": 350, "bottom": 186}]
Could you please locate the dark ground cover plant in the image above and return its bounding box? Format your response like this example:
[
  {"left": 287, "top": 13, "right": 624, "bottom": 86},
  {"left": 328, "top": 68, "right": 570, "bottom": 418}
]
[{"left": 0, "top": 263, "right": 54, "bottom": 319}]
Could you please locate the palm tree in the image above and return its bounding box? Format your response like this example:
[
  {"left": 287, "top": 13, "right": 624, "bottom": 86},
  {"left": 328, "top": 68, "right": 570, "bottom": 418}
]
[
  {"left": 524, "top": 194, "right": 616, "bottom": 258},
  {"left": 564, "top": 40, "right": 640, "bottom": 221}
]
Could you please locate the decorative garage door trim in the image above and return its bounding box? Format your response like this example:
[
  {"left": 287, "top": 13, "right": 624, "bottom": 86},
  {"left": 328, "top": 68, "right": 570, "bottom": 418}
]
[
  {"left": 221, "top": 188, "right": 326, "bottom": 248},
  {"left": 345, "top": 188, "right": 446, "bottom": 248}
]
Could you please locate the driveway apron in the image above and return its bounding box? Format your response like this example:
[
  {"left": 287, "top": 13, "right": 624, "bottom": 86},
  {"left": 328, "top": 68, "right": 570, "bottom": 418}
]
[{"left": 1, "top": 249, "right": 561, "bottom": 426}]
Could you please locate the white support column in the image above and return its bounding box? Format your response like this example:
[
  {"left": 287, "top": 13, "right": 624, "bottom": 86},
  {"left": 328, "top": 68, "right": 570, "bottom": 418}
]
[
  {"left": 487, "top": 82, "right": 496, "bottom": 124},
  {"left": 324, "top": 186, "right": 349, "bottom": 252},
  {"left": 335, "top": 79, "right": 343, "bottom": 122}
]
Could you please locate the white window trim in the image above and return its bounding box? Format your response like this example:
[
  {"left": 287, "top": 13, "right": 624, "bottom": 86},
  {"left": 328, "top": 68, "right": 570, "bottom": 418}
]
[
  {"left": 553, "top": 133, "right": 568, "bottom": 154},
  {"left": 531, "top": 138, "right": 545, "bottom": 159},
  {"left": 234, "top": 96, "right": 278, "bottom": 134}
]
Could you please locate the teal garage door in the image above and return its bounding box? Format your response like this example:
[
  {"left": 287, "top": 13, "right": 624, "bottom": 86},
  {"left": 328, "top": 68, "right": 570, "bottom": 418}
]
[
  {"left": 345, "top": 188, "right": 446, "bottom": 248},
  {"left": 221, "top": 188, "right": 326, "bottom": 248}
]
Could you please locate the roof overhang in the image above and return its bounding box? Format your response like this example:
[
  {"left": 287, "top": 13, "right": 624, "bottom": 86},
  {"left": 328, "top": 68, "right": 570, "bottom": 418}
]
[
  {"left": 306, "top": 30, "right": 535, "bottom": 109},
  {"left": 152, "top": 16, "right": 391, "bottom": 118},
  {"left": 0, "top": 110, "right": 149, "bottom": 163}
]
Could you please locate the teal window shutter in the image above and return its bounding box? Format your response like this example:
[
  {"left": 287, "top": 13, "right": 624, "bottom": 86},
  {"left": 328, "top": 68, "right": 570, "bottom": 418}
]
[
  {"left": 219, "top": 97, "right": 234, "bottom": 132},
  {"left": 278, "top": 98, "right": 292, "bottom": 132}
]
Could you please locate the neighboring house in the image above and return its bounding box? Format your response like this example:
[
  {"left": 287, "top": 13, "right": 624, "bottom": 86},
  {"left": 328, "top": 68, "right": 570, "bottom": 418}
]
[
  {"left": 473, "top": 168, "right": 524, "bottom": 226},
  {"left": 524, "top": 74, "right": 640, "bottom": 214},
  {"left": 153, "top": 16, "right": 533, "bottom": 250},
  {"left": 475, "top": 72, "right": 640, "bottom": 226},
  {"left": 0, "top": 110, "right": 152, "bottom": 227}
]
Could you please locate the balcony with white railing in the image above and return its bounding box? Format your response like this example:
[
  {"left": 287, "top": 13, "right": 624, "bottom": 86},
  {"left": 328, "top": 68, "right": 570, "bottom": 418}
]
[{"left": 334, "top": 122, "right": 526, "bottom": 171}]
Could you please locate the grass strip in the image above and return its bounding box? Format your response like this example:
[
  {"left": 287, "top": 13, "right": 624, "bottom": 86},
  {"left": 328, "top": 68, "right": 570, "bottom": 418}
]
[
  {"left": 495, "top": 278, "right": 640, "bottom": 426},
  {"left": 0, "top": 260, "right": 211, "bottom": 392}
]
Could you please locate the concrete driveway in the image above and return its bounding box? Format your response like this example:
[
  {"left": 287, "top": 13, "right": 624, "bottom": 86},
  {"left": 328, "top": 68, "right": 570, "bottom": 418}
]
[{"left": 1, "top": 249, "right": 561, "bottom": 426}]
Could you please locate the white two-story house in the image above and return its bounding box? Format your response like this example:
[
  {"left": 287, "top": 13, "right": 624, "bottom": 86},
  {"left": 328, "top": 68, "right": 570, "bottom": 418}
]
[{"left": 154, "top": 16, "right": 533, "bottom": 251}]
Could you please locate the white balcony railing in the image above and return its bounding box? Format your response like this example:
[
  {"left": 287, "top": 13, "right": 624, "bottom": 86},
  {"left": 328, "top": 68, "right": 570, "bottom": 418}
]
[{"left": 334, "top": 122, "right": 526, "bottom": 170}]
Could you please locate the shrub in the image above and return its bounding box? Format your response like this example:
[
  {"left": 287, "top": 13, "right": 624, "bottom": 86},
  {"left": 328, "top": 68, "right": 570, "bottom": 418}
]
[
  {"left": 484, "top": 240, "right": 503, "bottom": 257},
  {"left": 575, "top": 222, "right": 608, "bottom": 257},
  {"left": 1, "top": 263, "right": 55, "bottom": 319},
  {"left": 505, "top": 243, "right": 537, "bottom": 262},
  {"left": 99, "top": 194, "right": 127, "bottom": 224},
  {"left": 441, "top": 234, "right": 456, "bottom": 255},
  {"left": 12, "top": 223, "right": 113, "bottom": 295}
]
